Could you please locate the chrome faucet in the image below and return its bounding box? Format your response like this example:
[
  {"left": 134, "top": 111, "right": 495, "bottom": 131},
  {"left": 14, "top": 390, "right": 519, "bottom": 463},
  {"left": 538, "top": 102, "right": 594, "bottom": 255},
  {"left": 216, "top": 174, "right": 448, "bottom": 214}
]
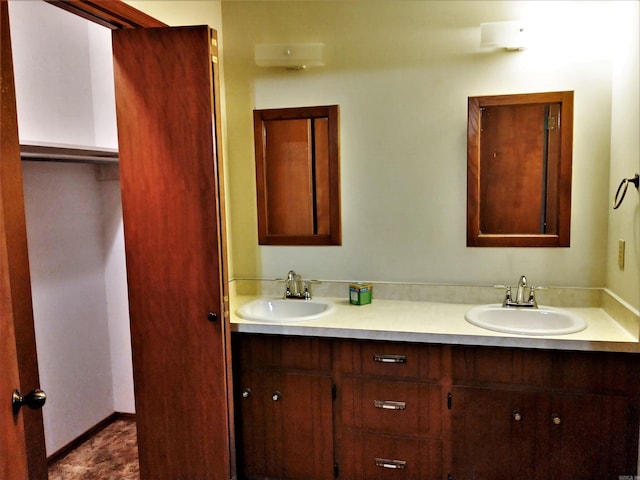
[
  {"left": 284, "top": 270, "right": 311, "bottom": 300},
  {"left": 515, "top": 275, "right": 527, "bottom": 304},
  {"left": 500, "top": 275, "right": 538, "bottom": 308}
]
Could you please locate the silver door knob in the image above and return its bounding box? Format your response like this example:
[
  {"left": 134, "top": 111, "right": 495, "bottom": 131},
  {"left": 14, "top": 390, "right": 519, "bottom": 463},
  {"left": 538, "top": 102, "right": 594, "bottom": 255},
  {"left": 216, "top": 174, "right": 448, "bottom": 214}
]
[
  {"left": 512, "top": 411, "right": 522, "bottom": 421},
  {"left": 552, "top": 414, "right": 561, "bottom": 425},
  {"left": 241, "top": 388, "right": 251, "bottom": 398},
  {"left": 272, "top": 391, "right": 281, "bottom": 401}
]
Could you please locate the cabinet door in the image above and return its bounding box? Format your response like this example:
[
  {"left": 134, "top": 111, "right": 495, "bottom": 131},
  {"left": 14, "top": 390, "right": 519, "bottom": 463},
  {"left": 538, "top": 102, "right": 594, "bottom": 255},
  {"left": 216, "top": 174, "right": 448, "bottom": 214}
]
[
  {"left": 547, "top": 393, "right": 638, "bottom": 480},
  {"left": 451, "top": 387, "right": 539, "bottom": 479},
  {"left": 235, "top": 369, "right": 270, "bottom": 479},
  {"left": 274, "top": 372, "right": 334, "bottom": 480},
  {"left": 113, "top": 26, "right": 231, "bottom": 479},
  {"left": 236, "top": 371, "right": 334, "bottom": 480}
]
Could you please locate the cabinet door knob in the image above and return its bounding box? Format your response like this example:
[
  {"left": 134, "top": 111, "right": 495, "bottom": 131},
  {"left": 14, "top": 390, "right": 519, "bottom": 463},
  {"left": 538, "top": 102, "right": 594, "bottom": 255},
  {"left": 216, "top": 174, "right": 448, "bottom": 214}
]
[
  {"left": 272, "top": 391, "right": 281, "bottom": 401},
  {"left": 241, "top": 388, "right": 251, "bottom": 398},
  {"left": 552, "top": 414, "right": 561, "bottom": 425},
  {"left": 207, "top": 312, "right": 217, "bottom": 322},
  {"left": 512, "top": 410, "right": 522, "bottom": 421}
]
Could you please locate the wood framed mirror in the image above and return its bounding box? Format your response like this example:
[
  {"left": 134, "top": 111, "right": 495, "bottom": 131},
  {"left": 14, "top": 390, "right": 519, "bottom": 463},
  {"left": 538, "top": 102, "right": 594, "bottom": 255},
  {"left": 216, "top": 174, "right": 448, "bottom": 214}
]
[
  {"left": 467, "top": 91, "right": 573, "bottom": 247},
  {"left": 254, "top": 105, "right": 341, "bottom": 245}
]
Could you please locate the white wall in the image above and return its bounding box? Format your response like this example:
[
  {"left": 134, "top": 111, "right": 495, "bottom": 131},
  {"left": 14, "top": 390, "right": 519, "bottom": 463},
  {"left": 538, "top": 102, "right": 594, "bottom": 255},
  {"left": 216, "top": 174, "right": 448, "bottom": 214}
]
[
  {"left": 9, "top": 1, "right": 117, "bottom": 149},
  {"left": 21, "top": 162, "right": 114, "bottom": 455},
  {"left": 101, "top": 175, "right": 135, "bottom": 415},
  {"left": 221, "top": 1, "right": 638, "bottom": 310},
  {"left": 607, "top": 1, "right": 640, "bottom": 310},
  {"left": 9, "top": 0, "right": 134, "bottom": 455}
]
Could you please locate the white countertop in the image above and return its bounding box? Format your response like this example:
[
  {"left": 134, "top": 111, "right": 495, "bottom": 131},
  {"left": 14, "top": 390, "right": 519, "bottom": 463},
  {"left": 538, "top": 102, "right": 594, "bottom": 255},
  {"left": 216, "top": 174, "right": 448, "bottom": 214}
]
[{"left": 230, "top": 296, "right": 640, "bottom": 353}]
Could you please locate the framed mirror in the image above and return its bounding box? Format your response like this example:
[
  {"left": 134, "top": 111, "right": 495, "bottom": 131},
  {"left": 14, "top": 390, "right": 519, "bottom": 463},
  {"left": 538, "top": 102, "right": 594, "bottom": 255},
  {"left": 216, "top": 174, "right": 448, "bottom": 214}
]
[
  {"left": 254, "top": 105, "right": 341, "bottom": 246},
  {"left": 467, "top": 91, "right": 573, "bottom": 247}
]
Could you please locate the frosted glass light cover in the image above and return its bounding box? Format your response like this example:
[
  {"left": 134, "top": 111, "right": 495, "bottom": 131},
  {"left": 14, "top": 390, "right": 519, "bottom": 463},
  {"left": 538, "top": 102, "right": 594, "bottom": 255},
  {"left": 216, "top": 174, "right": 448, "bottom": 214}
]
[
  {"left": 255, "top": 43, "right": 325, "bottom": 69},
  {"left": 480, "top": 21, "right": 527, "bottom": 50}
]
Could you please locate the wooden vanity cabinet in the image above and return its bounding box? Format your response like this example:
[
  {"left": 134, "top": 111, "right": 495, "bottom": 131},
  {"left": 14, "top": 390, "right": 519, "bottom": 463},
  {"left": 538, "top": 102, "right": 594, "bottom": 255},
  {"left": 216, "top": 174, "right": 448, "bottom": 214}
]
[
  {"left": 333, "top": 340, "right": 451, "bottom": 480},
  {"left": 450, "top": 346, "right": 640, "bottom": 480},
  {"left": 232, "top": 335, "right": 639, "bottom": 480},
  {"left": 232, "top": 334, "right": 334, "bottom": 480}
]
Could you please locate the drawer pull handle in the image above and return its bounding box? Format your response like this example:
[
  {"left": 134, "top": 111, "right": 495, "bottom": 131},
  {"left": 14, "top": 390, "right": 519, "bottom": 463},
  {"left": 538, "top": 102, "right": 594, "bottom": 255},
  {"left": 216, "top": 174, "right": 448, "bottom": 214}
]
[
  {"left": 375, "top": 458, "right": 407, "bottom": 470},
  {"left": 373, "top": 354, "right": 407, "bottom": 364},
  {"left": 374, "top": 400, "right": 406, "bottom": 410}
]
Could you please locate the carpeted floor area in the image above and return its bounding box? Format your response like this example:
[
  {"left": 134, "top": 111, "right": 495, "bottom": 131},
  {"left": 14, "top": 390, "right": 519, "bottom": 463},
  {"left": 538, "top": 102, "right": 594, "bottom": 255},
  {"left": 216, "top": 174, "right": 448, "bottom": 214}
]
[{"left": 48, "top": 418, "right": 140, "bottom": 480}]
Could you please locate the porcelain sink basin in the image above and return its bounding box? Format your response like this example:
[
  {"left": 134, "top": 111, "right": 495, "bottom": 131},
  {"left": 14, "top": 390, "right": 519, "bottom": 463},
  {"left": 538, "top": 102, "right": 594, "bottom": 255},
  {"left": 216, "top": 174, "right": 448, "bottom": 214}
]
[
  {"left": 465, "top": 304, "right": 587, "bottom": 336},
  {"left": 236, "top": 298, "right": 335, "bottom": 323}
]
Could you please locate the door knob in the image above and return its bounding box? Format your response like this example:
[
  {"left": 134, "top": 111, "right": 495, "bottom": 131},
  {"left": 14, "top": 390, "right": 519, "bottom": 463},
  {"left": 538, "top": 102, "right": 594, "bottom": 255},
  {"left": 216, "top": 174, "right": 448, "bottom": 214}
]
[
  {"left": 12, "top": 389, "right": 47, "bottom": 415},
  {"left": 207, "top": 312, "right": 217, "bottom": 322},
  {"left": 272, "top": 391, "right": 281, "bottom": 401}
]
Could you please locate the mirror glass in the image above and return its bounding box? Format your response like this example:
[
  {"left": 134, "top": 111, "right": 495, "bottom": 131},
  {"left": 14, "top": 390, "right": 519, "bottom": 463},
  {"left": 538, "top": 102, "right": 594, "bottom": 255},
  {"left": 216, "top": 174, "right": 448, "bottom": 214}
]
[
  {"left": 254, "top": 105, "right": 341, "bottom": 245},
  {"left": 467, "top": 91, "right": 573, "bottom": 247}
]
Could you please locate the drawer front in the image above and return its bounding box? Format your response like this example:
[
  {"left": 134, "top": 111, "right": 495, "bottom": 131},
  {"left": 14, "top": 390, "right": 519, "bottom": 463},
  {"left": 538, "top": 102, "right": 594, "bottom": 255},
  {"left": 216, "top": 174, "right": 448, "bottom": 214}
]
[
  {"left": 335, "top": 340, "right": 445, "bottom": 380},
  {"left": 452, "top": 346, "right": 639, "bottom": 396},
  {"left": 361, "top": 342, "right": 420, "bottom": 378},
  {"left": 338, "top": 430, "right": 442, "bottom": 480},
  {"left": 341, "top": 379, "right": 443, "bottom": 436},
  {"left": 233, "top": 334, "right": 332, "bottom": 372}
]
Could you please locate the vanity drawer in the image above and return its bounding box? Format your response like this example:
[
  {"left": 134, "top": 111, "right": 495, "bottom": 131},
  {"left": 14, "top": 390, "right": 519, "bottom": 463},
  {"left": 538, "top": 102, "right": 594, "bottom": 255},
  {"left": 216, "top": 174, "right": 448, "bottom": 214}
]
[
  {"left": 338, "top": 430, "right": 442, "bottom": 480},
  {"left": 340, "top": 379, "right": 444, "bottom": 436},
  {"left": 335, "top": 340, "right": 445, "bottom": 380},
  {"left": 233, "top": 334, "right": 332, "bottom": 372},
  {"left": 452, "top": 346, "right": 639, "bottom": 395}
]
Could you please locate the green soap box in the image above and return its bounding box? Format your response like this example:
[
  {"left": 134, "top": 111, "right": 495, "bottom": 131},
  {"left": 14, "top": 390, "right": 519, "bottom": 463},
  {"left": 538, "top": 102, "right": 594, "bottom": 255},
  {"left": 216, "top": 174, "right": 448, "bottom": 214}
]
[{"left": 349, "top": 283, "right": 372, "bottom": 305}]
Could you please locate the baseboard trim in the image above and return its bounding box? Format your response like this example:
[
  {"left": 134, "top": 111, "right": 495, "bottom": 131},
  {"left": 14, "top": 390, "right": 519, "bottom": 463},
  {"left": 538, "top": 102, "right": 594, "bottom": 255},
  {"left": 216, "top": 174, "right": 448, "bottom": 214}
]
[{"left": 47, "top": 412, "right": 136, "bottom": 465}]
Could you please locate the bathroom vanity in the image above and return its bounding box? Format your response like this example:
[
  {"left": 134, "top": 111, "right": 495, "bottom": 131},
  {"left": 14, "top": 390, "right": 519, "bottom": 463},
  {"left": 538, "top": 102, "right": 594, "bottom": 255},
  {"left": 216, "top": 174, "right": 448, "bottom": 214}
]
[{"left": 231, "top": 295, "right": 640, "bottom": 480}]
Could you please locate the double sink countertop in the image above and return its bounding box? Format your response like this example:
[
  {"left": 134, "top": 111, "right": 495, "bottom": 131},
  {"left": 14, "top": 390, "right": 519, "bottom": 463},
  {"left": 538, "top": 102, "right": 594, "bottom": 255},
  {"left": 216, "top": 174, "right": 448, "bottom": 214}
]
[{"left": 230, "top": 294, "right": 640, "bottom": 354}]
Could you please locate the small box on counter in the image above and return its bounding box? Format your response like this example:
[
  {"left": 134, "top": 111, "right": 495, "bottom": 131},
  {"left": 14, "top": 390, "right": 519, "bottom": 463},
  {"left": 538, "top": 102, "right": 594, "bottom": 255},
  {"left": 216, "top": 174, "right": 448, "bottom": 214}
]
[{"left": 349, "top": 283, "right": 372, "bottom": 305}]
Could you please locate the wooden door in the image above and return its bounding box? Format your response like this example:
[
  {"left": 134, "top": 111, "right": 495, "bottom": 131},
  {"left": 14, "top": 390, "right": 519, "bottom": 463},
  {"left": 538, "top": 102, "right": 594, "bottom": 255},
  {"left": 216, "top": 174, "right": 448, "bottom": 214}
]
[
  {"left": 112, "top": 26, "right": 232, "bottom": 479},
  {"left": 0, "top": 3, "right": 47, "bottom": 478}
]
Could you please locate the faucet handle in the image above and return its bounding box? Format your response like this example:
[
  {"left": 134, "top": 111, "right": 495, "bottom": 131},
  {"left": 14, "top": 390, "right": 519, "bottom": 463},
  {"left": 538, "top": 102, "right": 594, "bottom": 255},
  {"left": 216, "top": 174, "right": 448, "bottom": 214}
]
[
  {"left": 528, "top": 286, "right": 539, "bottom": 307},
  {"left": 530, "top": 285, "right": 547, "bottom": 303},
  {"left": 499, "top": 286, "right": 513, "bottom": 307}
]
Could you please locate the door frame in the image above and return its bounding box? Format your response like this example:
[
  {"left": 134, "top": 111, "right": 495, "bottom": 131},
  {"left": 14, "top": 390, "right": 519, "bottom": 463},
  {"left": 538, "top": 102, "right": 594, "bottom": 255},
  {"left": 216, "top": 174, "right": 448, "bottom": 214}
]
[
  {"left": 3, "top": 1, "right": 232, "bottom": 478},
  {"left": 44, "top": 0, "right": 166, "bottom": 30}
]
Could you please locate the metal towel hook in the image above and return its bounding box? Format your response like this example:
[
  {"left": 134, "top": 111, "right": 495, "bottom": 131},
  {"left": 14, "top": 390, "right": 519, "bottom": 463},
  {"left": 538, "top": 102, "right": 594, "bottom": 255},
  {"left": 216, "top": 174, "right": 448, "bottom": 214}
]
[{"left": 613, "top": 173, "right": 639, "bottom": 209}]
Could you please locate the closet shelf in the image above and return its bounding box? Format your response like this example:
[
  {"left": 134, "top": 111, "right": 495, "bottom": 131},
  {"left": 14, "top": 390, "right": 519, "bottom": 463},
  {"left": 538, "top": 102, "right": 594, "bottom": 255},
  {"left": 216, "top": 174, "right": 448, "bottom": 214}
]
[{"left": 20, "top": 143, "right": 118, "bottom": 164}]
